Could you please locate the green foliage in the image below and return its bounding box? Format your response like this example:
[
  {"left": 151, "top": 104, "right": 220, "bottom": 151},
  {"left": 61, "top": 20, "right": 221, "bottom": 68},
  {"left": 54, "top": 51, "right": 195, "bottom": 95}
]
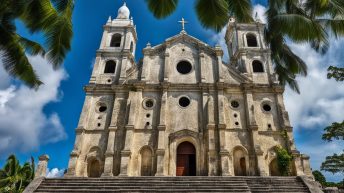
[
  {"left": 313, "top": 170, "right": 344, "bottom": 188},
  {"left": 144, "top": 0, "right": 179, "bottom": 19},
  {"left": 0, "top": 0, "right": 74, "bottom": 88},
  {"left": 275, "top": 146, "right": 293, "bottom": 176},
  {"left": 0, "top": 155, "right": 35, "bottom": 193},
  {"left": 313, "top": 170, "right": 327, "bottom": 186},
  {"left": 327, "top": 66, "right": 344, "bottom": 81},
  {"left": 321, "top": 152, "right": 344, "bottom": 174},
  {"left": 322, "top": 121, "right": 344, "bottom": 141}
]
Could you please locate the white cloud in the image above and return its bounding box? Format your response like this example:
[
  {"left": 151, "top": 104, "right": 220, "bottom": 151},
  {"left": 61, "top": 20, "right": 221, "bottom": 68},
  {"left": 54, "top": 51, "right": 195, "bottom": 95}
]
[
  {"left": 46, "top": 168, "right": 65, "bottom": 178},
  {"left": 0, "top": 86, "right": 15, "bottom": 108},
  {"left": 285, "top": 40, "right": 344, "bottom": 130},
  {"left": 253, "top": 4, "right": 267, "bottom": 23},
  {"left": 0, "top": 56, "right": 67, "bottom": 157}
]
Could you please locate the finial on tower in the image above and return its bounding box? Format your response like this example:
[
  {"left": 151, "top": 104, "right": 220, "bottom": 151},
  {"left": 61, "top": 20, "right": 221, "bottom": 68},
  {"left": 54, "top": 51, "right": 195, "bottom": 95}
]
[
  {"left": 178, "top": 18, "right": 188, "bottom": 33},
  {"left": 254, "top": 12, "right": 262, "bottom": 23},
  {"left": 117, "top": 2, "right": 130, "bottom": 19}
]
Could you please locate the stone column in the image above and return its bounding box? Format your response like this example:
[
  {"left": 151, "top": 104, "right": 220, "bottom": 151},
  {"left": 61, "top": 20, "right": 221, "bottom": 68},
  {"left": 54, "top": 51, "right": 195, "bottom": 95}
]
[
  {"left": 215, "top": 46, "right": 224, "bottom": 82},
  {"left": 102, "top": 127, "right": 117, "bottom": 177},
  {"left": 65, "top": 127, "right": 84, "bottom": 176},
  {"left": 35, "top": 155, "right": 49, "bottom": 178},
  {"left": 102, "top": 96, "right": 124, "bottom": 177},
  {"left": 163, "top": 49, "right": 170, "bottom": 82},
  {"left": 292, "top": 151, "right": 305, "bottom": 176},
  {"left": 119, "top": 57, "right": 128, "bottom": 81},
  {"left": 156, "top": 86, "right": 168, "bottom": 176},
  {"left": 244, "top": 89, "right": 260, "bottom": 175},
  {"left": 301, "top": 154, "right": 313, "bottom": 178},
  {"left": 220, "top": 150, "right": 231, "bottom": 176},
  {"left": 255, "top": 146, "right": 268, "bottom": 176},
  {"left": 119, "top": 89, "right": 141, "bottom": 176},
  {"left": 199, "top": 51, "right": 206, "bottom": 82},
  {"left": 207, "top": 93, "right": 218, "bottom": 176}
]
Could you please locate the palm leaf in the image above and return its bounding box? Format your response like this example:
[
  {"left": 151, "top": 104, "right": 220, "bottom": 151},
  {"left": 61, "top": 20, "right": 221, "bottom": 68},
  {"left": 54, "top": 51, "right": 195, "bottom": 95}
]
[
  {"left": 145, "top": 0, "right": 179, "bottom": 19},
  {"left": 18, "top": 36, "right": 46, "bottom": 56},
  {"left": 227, "top": 0, "right": 253, "bottom": 23},
  {"left": 0, "top": 27, "right": 43, "bottom": 88},
  {"left": 195, "top": 0, "right": 229, "bottom": 32}
]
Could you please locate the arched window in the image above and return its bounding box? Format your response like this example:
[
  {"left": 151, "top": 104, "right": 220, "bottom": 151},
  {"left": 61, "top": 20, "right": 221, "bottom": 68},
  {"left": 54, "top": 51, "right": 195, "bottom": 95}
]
[
  {"left": 233, "top": 147, "right": 248, "bottom": 176},
  {"left": 110, "top": 34, "right": 121, "bottom": 47},
  {"left": 130, "top": 42, "right": 134, "bottom": 53},
  {"left": 252, "top": 60, "right": 264, "bottom": 73},
  {"left": 104, "top": 60, "right": 116, "bottom": 74},
  {"left": 246, "top": 34, "right": 258, "bottom": 47}
]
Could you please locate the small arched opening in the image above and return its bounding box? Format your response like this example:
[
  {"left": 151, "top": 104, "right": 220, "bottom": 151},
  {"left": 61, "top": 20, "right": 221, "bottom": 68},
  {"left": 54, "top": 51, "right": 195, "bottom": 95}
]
[
  {"left": 130, "top": 41, "right": 134, "bottom": 53},
  {"left": 87, "top": 159, "right": 101, "bottom": 177},
  {"left": 176, "top": 142, "right": 196, "bottom": 176},
  {"left": 110, "top": 34, "right": 122, "bottom": 47},
  {"left": 140, "top": 146, "right": 153, "bottom": 176},
  {"left": 104, "top": 60, "right": 116, "bottom": 74},
  {"left": 233, "top": 147, "right": 248, "bottom": 176},
  {"left": 269, "top": 158, "right": 281, "bottom": 176},
  {"left": 252, "top": 60, "right": 264, "bottom": 73},
  {"left": 246, "top": 34, "right": 258, "bottom": 47}
]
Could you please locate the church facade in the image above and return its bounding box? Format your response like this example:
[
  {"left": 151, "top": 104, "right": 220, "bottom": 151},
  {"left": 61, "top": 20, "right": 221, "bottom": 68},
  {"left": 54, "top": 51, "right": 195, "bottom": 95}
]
[{"left": 66, "top": 3, "right": 313, "bottom": 178}]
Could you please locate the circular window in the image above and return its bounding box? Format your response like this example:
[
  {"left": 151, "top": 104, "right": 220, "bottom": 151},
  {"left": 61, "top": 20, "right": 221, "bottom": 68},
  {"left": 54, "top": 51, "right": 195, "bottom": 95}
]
[
  {"left": 143, "top": 98, "right": 155, "bottom": 109},
  {"left": 179, "top": 96, "right": 191, "bottom": 108},
  {"left": 263, "top": 104, "right": 272, "bottom": 112},
  {"left": 231, "top": 100, "right": 240, "bottom": 108},
  {"left": 98, "top": 105, "right": 107, "bottom": 113},
  {"left": 176, "top": 61, "right": 192, "bottom": 74}
]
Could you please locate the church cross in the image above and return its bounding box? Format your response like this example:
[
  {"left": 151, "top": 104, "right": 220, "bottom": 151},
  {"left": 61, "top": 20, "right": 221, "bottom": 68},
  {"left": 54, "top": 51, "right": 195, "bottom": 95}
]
[{"left": 178, "top": 18, "right": 188, "bottom": 31}]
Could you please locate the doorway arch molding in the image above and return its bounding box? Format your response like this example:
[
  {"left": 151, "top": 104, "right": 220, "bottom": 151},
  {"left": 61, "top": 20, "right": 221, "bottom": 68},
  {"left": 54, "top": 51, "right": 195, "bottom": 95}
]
[{"left": 168, "top": 129, "right": 203, "bottom": 176}]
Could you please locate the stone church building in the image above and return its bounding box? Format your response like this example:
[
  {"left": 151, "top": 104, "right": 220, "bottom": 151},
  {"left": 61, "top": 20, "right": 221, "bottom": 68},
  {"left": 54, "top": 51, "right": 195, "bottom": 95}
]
[{"left": 66, "top": 3, "right": 313, "bottom": 178}]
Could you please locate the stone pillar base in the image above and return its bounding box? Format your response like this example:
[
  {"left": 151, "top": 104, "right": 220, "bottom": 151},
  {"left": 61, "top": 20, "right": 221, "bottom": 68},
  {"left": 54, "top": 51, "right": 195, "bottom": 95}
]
[
  {"left": 155, "top": 149, "right": 165, "bottom": 176},
  {"left": 119, "top": 150, "right": 131, "bottom": 176}
]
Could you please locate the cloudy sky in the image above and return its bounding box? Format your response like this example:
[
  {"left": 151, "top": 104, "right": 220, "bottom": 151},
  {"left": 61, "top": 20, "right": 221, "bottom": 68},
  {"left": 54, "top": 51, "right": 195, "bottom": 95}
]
[{"left": 0, "top": 0, "right": 343, "bottom": 181}]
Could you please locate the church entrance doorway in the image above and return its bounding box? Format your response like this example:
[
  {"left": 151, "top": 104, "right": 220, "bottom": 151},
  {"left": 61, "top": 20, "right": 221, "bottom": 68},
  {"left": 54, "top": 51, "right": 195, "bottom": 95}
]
[{"left": 176, "top": 142, "right": 196, "bottom": 176}]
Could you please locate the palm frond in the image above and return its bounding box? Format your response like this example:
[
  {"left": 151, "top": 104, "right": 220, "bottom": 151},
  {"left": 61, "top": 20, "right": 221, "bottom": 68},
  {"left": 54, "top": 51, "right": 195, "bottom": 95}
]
[
  {"left": 195, "top": 0, "right": 229, "bottom": 32},
  {"left": 18, "top": 36, "right": 46, "bottom": 56},
  {"left": 272, "top": 14, "right": 328, "bottom": 42},
  {"left": 144, "top": 0, "right": 179, "bottom": 19},
  {"left": 45, "top": 15, "right": 73, "bottom": 68},
  {"left": 227, "top": 0, "right": 253, "bottom": 23},
  {"left": 0, "top": 27, "right": 43, "bottom": 88}
]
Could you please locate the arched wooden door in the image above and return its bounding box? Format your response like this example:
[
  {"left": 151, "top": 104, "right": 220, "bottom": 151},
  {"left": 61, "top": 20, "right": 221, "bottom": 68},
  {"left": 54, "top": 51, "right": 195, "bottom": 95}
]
[
  {"left": 88, "top": 159, "right": 101, "bottom": 177},
  {"left": 176, "top": 142, "right": 196, "bottom": 176}
]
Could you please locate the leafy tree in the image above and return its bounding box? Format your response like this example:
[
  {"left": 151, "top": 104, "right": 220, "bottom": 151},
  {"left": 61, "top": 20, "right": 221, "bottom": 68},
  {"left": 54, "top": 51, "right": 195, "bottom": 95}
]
[
  {"left": 313, "top": 170, "right": 326, "bottom": 186},
  {"left": 321, "top": 66, "right": 344, "bottom": 182},
  {"left": 328, "top": 66, "right": 344, "bottom": 81},
  {"left": 322, "top": 121, "right": 344, "bottom": 141},
  {"left": 0, "top": 155, "right": 35, "bottom": 193},
  {"left": 321, "top": 153, "right": 344, "bottom": 174},
  {"left": 144, "top": 0, "right": 344, "bottom": 93},
  {"left": 0, "top": 0, "right": 74, "bottom": 88}
]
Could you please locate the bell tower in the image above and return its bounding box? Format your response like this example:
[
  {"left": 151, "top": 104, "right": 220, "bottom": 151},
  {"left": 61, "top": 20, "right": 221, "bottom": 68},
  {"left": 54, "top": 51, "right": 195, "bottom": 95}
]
[
  {"left": 90, "top": 2, "right": 137, "bottom": 85},
  {"left": 225, "top": 18, "right": 275, "bottom": 84}
]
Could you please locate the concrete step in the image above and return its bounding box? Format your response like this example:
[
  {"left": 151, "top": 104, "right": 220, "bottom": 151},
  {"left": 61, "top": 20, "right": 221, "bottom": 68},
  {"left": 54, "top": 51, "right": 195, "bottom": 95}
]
[{"left": 32, "top": 176, "right": 310, "bottom": 193}]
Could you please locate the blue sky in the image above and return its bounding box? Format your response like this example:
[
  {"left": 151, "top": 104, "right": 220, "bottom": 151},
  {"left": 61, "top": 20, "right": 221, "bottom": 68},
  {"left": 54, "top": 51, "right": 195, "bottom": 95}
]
[{"left": 0, "top": 0, "right": 343, "bottom": 182}]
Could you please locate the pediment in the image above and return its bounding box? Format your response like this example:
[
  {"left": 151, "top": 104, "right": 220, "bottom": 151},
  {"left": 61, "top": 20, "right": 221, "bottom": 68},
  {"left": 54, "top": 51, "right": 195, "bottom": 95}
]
[{"left": 148, "top": 32, "right": 218, "bottom": 57}]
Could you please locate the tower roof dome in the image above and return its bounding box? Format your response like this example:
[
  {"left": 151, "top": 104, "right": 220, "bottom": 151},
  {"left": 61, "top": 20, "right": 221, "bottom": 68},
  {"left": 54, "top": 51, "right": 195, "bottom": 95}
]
[{"left": 117, "top": 2, "right": 130, "bottom": 19}]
